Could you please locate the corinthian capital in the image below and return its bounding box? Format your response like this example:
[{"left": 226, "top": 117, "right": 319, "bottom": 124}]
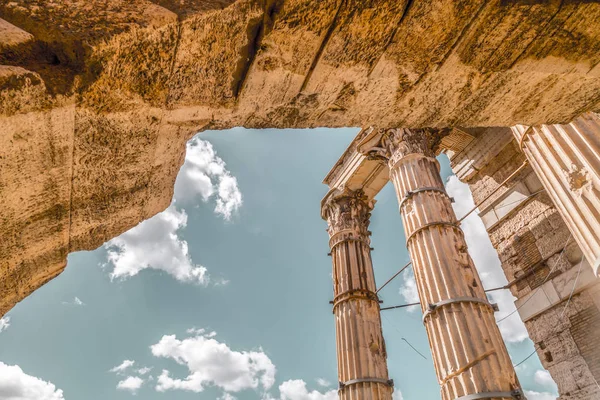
[
  {"left": 357, "top": 127, "right": 446, "bottom": 167},
  {"left": 321, "top": 189, "right": 374, "bottom": 238}
]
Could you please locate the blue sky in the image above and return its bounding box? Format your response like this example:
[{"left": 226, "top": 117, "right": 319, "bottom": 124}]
[{"left": 0, "top": 128, "right": 558, "bottom": 400}]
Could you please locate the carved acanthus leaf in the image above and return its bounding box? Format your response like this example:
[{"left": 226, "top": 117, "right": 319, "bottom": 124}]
[
  {"left": 322, "top": 189, "right": 373, "bottom": 238},
  {"left": 357, "top": 128, "right": 447, "bottom": 166}
]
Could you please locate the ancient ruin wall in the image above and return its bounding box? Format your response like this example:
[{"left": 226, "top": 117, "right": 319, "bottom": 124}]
[
  {"left": 2, "top": 0, "right": 600, "bottom": 316},
  {"left": 451, "top": 131, "right": 600, "bottom": 399}
]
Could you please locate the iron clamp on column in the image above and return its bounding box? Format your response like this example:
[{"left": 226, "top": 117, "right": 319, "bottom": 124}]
[
  {"left": 422, "top": 297, "right": 499, "bottom": 325},
  {"left": 338, "top": 377, "right": 394, "bottom": 391},
  {"left": 454, "top": 389, "right": 526, "bottom": 400},
  {"left": 398, "top": 187, "right": 454, "bottom": 211}
]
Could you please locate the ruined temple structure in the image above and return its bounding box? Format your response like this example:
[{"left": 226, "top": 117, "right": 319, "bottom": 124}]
[
  {"left": 321, "top": 117, "right": 600, "bottom": 399},
  {"left": 2, "top": 0, "right": 600, "bottom": 399}
]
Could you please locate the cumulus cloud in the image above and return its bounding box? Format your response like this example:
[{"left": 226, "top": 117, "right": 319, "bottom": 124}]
[
  {"left": 393, "top": 390, "right": 404, "bottom": 400},
  {"left": 0, "top": 317, "right": 10, "bottom": 333},
  {"left": 0, "top": 362, "right": 65, "bottom": 400},
  {"left": 110, "top": 360, "right": 135, "bottom": 374},
  {"left": 104, "top": 206, "right": 208, "bottom": 285},
  {"left": 278, "top": 380, "right": 337, "bottom": 400},
  {"left": 213, "top": 174, "right": 243, "bottom": 221},
  {"left": 117, "top": 376, "right": 144, "bottom": 394},
  {"left": 399, "top": 270, "right": 420, "bottom": 313},
  {"left": 534, "top": 370, "right": 558, "bottom": 392},
  {"left": 525, "top": 390, "right": 557, "bottom": 400},
  {"left": 121, "top": 331, "right": 341, "bottom": 400},
  {"left": 174, "top": 138, "right": 242, "bottom": 220},
  {"left": 101, "top": 138, "right": 241, "bottom": 286},
  {"left": 446, "top": 176, "right": 529, "bottom": 343},
  {"left": 61, "top": 297, "right": 84, "bottom": 306},
  {"left": 150, "top": 330, "right": 276, "bottom": 394}
]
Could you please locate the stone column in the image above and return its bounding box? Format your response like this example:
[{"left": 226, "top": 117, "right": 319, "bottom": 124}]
[
  {"left": 359, "top": 128, "right": 522, "bottom": 400},
  {"left": 512, "top": 112, "right": 600, "bottom": 276},
  {"left": 322, "top": 189, "right": 393, "bottom": 400}
]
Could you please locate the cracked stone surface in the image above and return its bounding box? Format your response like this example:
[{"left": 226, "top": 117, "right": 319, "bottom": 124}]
[{"left": 1, "top": 0, "right": 600, "bottom": 316}]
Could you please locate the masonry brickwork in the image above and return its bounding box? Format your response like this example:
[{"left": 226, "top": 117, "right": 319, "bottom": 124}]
[{"left": 450, "top": 129, "right": 600, "bottom": 400}]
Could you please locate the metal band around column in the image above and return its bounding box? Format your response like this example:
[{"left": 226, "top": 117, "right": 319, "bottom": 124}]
[
  {"left": 405, "top": 221, "right": 463, "bottom": 246},
  {"left": 454, "top": 389, "right": 525, "bottom": 400},
  {"left": 328, "top": 236, "right": 370, "bottom": 253},
  {"left": 422, "top": 297, "right": 498, "bottom": 324},
  {"left": 399, "top": 187, "right": 452, "bottom": 211},
  {"left": 332, "top": 289, "right": 380, "bottom": 312},
  {"left": 339, "top": 378, "right": 394, "bottom": 390}
]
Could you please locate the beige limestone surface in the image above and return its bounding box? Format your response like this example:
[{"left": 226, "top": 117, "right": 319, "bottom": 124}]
[
  {"left": 453, "top": 128, "right": 600, "bottom": 400},
  {"left": 322, "top": 189, "right": 393, "bottom": 400},
  {"left": 2, "top": 0, "right": 600, "bottom": 316}
]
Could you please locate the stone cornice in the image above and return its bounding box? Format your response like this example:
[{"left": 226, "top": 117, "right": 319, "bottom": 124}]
[
  {"left": 322, "top": 127, "right": 390, "bottom": 202},
  {"left": 323, "top": 127, "right": 374, "bottom": 187}
]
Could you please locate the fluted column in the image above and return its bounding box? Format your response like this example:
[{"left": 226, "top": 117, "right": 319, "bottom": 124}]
[
  {"left": 322, "top": 189, "right": 393, "bottom": 400},
  {"left": 359, "top": 128, "right": 522, "bottom": 400},
  {"left": 512, "top": 112, "right": 600, "bottom": 276}
]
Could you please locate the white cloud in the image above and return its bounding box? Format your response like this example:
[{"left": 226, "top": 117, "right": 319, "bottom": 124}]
[
  {"left": 446, "top": 176, "right": 529, "bottom": 343},
  {"left": 399, "top": 271, "right": 420, "bottom": 313},
  {"left": 137, "top": 367, "right": 152, "bottom": 376},
  {"left": 185, "top": 327, "right": 206, "bottom": 335},
  {"left": 102, "top": 139, "right": 240, "bottom": 285},
  {"left": 525, "top": 390, "right": 557, "bottom": 400},
  {"left": 534, "top": 370, "right": 558, "bottom": 392},
  {"left": 0, "top": 317, "right": 10, "bottom": 333},
  {"left": 117, "top": 376, "right": 144, "bottom": 394},
  {"left": 123, "top": 331, "right": 342, "bottom": 400},
  {"left": 104, "top": 205, "right": 208, "bottom": 285},
  {"left": 150, "top": 330, "right": 276, "bottom": 394},
  {"left": 110, "top": 360, "right": 135, "bottom": 374},
  {"left": 0, "top": 362, "right": 65, "bottom": 400},
  {"left": 174, "top": 138, "right": 242, "bottom": 220},
  {"left": 61, "top": 297, "right": 84, "bottom": 306},
  {"left": 185, "top": 327, "right": 216, "bottom": 338},
  {"left": 393, "top": 390, "right": 404, "bottom": 400},
  {"left": 278, "top": 380, "right": 337, "bottom": 400},
  {"left": 315, "top": 378, "right": 330, "bottom": 388},
  {"left": 214, "top": 174, "right": 243, "bottom": 221}
]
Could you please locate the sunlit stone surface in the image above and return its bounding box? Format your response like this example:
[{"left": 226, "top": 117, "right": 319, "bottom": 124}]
[{"left": 322, "top": 189, "right": 393, "bottom": 400}]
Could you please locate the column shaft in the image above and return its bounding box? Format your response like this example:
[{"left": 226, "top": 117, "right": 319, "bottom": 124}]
[
  {"left": 361, "top": 128, "right": 522, "bottom": 400},
  {"left": 322, "top": 190, "right": 393, "bottom": 400},
  {"left": 512, "top": 112, "right": 600, "bottom": 275}
]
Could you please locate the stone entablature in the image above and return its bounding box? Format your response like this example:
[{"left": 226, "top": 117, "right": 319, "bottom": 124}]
[
  {"left": 515, "top": 257, "right": 596, "bottom": 322},
  {"left": 323, "top": 127, "right": 389, "bottom": 200},
  {"left": 444, "top": 127, "right": 514, "bottom": 183}
]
